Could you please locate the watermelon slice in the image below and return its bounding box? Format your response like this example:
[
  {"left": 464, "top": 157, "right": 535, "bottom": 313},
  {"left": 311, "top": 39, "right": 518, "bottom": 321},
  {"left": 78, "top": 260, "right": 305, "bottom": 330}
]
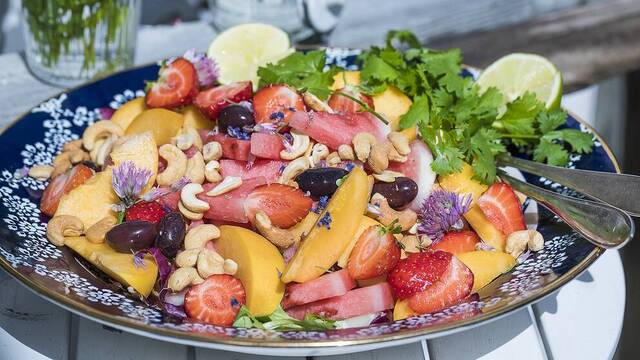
[
  {"left": 209, "top": 134, "right": 251, "bottom": 161},
  {"left": 282, "top": 269, "right": 356, "bottom": 309},
  {"left": 250, "top": 133, "right": 284, "bottom": 160},
  {"left": 285, "top": 282, "right": 395, "bottom": 320},
  {"left": 198, "top": 177, "right": 267, "bottom": 223},
  {"left": 219, "top": 159, "right": 287, "bottom": 183},
  {"left": 288, "top": 111, "right": 389, "bottom": 150},
  {"left": 388, "top": 140, "right": 435, "bottom": 211},
  {"left": 157, "top": 188, "right": 180, "bottom": 211}
]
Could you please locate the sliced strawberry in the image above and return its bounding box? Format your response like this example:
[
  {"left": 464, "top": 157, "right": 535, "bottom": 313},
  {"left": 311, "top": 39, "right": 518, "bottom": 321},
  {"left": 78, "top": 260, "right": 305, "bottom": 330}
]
[
  {"left": 145, "top": 58, "right": 198, "bottom": 109},
  {"left": 432, "top": 231, "right": 480, "bottom": 255},
  {"left": 282, "top": 269, "right": 356, "bottom": 309},
  {"left": 253, "top": 84, "right": 305, "bottom": 124},
  {"left": 387, "top": 251, "right": 451, "bottom": 299},
  {"left": 219, "top": 159, "right": 287, "bottom": 183},
  {"left": 328, "top": 86, "right": 374, "bottom": 113},
  {"left": 199, "top": 177, "right": 267, "bottom": 223},
  {"left": 210, "top": 134, "right": 251, "bottom": 161},
  {"left": 40, "top": 164, "right": 94, "bottom": 216},
  {"left": 348, "top": 225, "right": 401, "bottom": 280},
  {"left": 250, "top": 132, "right": 285, "bottom": 160},
  {"left": 194, "top": 81, "right": 252, "bottom": 120},
  {"left": 408, "top": 255, "right": 473, "bottom": 314},
  {"left": 184, "top": 274, "right": 245, "bottom": 326},
  {"left": 477, "top": 182, "right": 526, "bottom": 235},
  {"left": 125, "top": 201, "right": 167, "bottom": 224},
  {"left": 244, "top": 184, "right": 313, "bottom": 228}
]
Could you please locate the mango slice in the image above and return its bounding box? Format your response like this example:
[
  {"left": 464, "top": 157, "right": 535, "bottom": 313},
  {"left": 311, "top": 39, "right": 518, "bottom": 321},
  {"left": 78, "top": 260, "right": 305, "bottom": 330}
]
[
  {"left": 331, "top": 71, "right": 361, "bottom": 90},
  {"left": 55, "top": 171, "right": 118, "bottom": 229},
  {"left": 111, "top": 98, "right": 146, "bottom": 130},
  {"left": 181, "top": 105, "right": 214, "bottom": 130},
  {"left": 215, "top": 226, "right": 285, "bottom": 316},
  {"left": 372, "top": 86, "right": 416, "bottom": 140},
  {"left": 109, "top": 132, "right": 159, "bottom": 192},
  {"left": 65, "top": 236, "right": 158, "bottom": 297},
  {"left": 439, "top": 163, "right": 506, "bottom": 251},
  {"left": 393, "top": 299, "right": 416, "bottom": 320},
  {"left": 125, "top": 108, "right": 183, "bottom": 146},
  {"left": 337, "top": 215, "right": 381, "bottom": 268},
  {"left": 457, "top": 251, "right": 516, "bottom": 292},
  {"left": 282, "top": 167, "right": 369, "bottom": 283}
]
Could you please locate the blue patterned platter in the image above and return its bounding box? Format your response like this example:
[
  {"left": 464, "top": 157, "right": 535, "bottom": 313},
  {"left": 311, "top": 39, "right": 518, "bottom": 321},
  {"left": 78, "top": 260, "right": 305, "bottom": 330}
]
[{"left": 0, "top": 49, "right": 616, "bottom": 356}]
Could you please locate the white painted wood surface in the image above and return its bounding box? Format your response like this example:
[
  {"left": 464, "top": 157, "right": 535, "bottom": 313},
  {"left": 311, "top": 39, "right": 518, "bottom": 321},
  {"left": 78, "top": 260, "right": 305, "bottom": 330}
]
[{"left": 0, "top": 21, "right": 626, "bottom": 360}]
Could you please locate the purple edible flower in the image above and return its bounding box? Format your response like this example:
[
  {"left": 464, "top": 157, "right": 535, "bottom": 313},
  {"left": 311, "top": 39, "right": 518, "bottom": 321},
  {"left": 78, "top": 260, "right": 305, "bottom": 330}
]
[
  {"left": 170, "top": 177, "right": 191, "bottom": 192},
  {"left": 227, "top": 126, "right": 250, "bottom": 140},
  {"left": 99, "top": 107, "right": 115, "bottom": 120},
  {"left": 134, "top": 247, "right": 172, "bottom": 288},
  {"left": 281, "top": 133, "right": 295, "bottom": 152},
  {"left": 344, "top": 162, "right": 356, "bottom": 172},
  {"left": 317, "top": 211, "right": 332, "bottom": 229},
  {"left": 269, "top": 111, "right": 285, "bottom": 121},
  {"left": 417, "top": 190, "right": 472, "bottom": 242},
  {"left": 311, "top": 196, "right": 329, "bottom": 214},
  {"left": 517, "top": 250, "right": 532, "bottom": 264},
  {"left": 13, "top": 166, "right": 29, "bottom": 179},
  {"left": 112, "top": 161, "right": 153, "bottom": 207},
  {"left": 183, "top": 49, "right": 219, "bottom": 88},
  {"left": 246, "top": 154, "right": 256, "bottom": 170},
  {"left": 254, "top": 122, "right": 280, "bottom": 134}
]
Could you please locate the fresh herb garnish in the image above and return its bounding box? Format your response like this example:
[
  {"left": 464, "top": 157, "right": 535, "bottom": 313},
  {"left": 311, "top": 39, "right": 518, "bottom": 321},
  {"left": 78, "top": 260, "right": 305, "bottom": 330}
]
[
  {"left": 379, "top": 219, "right": 402, "bottom": 235},
  {"left": 233, "top": 305, "right": 336, "bottom": 331}
]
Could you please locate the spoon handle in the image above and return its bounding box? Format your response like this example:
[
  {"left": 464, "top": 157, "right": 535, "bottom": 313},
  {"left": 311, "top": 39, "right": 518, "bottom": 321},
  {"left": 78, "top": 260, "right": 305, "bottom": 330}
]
[
  {"left": 498, "top": 171, "right": 635, "bottom": 249},
  {"left": 497, "top": 154, "right": 640, "bottom": 217}
]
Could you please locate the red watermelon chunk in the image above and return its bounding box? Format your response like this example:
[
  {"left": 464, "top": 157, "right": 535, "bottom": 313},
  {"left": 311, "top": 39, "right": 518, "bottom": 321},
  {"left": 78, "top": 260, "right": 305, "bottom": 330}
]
[
  {"left": 210, "top": 134, "right": 251, "bottom": 161},
  {"left": 288, "top": 111, "right": 389, "bottom": 150},
  {"left": 157, "top": 188, "right": 180, "bottom": 211},
  {"left": 250, "top": 133, "right": 284, "bottom": 160},
  {"left": 282, "top": 269, "right": 356, "bottom": 309},
  {"left": 388, "top": 140, "right": 436, "bottom": 211},
  {"left": 285, "top": 282, "right": 395, "bottom": 321},
  {"left": 219, "top": 159, "right": 286, "bottom": 183},
  {"left": 198, "top": 177, "right": 267, "bottom": 223}
]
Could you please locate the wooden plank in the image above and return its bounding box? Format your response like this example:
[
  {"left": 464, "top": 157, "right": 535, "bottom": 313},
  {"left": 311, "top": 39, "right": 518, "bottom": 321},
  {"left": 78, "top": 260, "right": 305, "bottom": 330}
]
[
  {"left": 319, "top": 341, "right": 427, "bottom": 360},
  {"left": 0, "top": 270, "right": 71, "bottom": 360},
  {"left": 75, "top": 317, "right": 190, "bottom": 360}
]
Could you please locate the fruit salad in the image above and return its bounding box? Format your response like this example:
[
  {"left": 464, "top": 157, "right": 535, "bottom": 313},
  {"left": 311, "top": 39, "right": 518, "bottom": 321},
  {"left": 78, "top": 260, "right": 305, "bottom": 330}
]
[{"left": 31, "top": 25, "right": 593, "bottom": 330}]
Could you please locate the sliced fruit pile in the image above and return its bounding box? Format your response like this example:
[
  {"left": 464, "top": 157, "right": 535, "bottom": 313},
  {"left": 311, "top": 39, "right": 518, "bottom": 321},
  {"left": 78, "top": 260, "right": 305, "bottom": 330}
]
[{"left": 28, "top": 25, "right": 560, "bottom": 330}]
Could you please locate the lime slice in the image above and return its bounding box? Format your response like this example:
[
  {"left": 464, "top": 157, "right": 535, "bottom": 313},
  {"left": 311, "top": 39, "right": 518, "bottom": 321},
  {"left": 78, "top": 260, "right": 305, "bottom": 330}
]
[
  {"left": 477, "top": 53, "right": 562, "bottom": 110},
  {"left": 207, "top": 23, "right": 294, "bottom": 87}
]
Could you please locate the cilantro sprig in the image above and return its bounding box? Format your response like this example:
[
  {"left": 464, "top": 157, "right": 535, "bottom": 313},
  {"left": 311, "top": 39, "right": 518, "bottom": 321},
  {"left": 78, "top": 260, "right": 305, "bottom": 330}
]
[{"left": 233, "top": 305, "right": 336, "bottom": 331}]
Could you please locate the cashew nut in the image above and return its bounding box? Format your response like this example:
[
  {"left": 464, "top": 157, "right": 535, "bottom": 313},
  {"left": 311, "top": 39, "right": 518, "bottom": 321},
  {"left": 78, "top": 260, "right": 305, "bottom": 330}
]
[
  {"left": 398, "top": 234, "right": 431, "bottom": 254},
  {"left": 206, "top": 176, "right": 242, "bottom": 196},
  {"left": 353, "top": 132, "right": 378, "bottom": 162},
  {"left": 51, "top": 163, "right": 71, "bottom": 178},
  {"left": 184, "top": 151, "right": 205, "bottom": 184},
  {"left": 173, "top": 133, "right": 194, "bottom": 151},
  {"left": 46, "top": 215, "right": 84, "bottom": 246},
  {"left": 388, "top": 132, "right": 411, "bottom": 156},
  {"left": 303, "top": 91, "right": 334, "bottom": 113},
  {"left": 178, "top": 201, "right": 204, "bottom": 221},
  {"left": 184, "top": 224, "right": 221, "bottom": 249},
  {"left": 175, "top": 248, "right": 200, "bottom": 268},
  {"left": 157, "top": 144, "right": 188, "bottom": 186},
  {"left": 53, "top": 151, "right": 72, "bottom": 168},
  {"left": 197, "top": 248, "right": 226, "bottom": 278},
  {"left": 278, "top": 157, "right": 310, "bottom": 184},
  {"left": 202, "top": 141, "right": 222, "bottom": 162},
  {"left": 89, "top": 138, "right": 105, "bottom": 164},
  {"left": 310, "top": 143, "right": 329, "bottom": 166},
  {"left": 204, "top": 160, "right": 223, "bottom": 183},
  {"left": 326, "top": 152, "right": 341, "bottom": 166},
  {"left": 368, "top": 143, "right": 390, "bottom": 174},
  {"left": 253, "top": 211, "right": 300, "bottom": 249},
  {"left": 528, "top": 230, "right": 545, "bottom": 251},
  {"left": 94, "top": 135, "right": 118, "bottom": 166},
  {"left": 223, "top": 259, "right": 238, "bottom": 275},
  {"left": 280, "top": 131, "right": 311, "bottom": 160},
  {"left": 167, "top": 267, "right": 204, "bottom": 292},
  {"left": 506, "top": 229, "right": 544, "bottom": 258},
  {"left": 86, "top": 216, "right": 116, "bottom": 244},
  {"left": 372, "top": 170, "right": 404, "bottom": 183},
  {"left": 180, "top": 183, "right": 210, "bottom": 212},
  {"left": 387, "top": 143, "right": 408, "bottom": 163},
  {"left": 62, "top": 139, "right": 83, "bottom": 152},
  {"left": 337, "top": 144, "right": 355, "bottom": 161},
  {"left": 69, "top": 149, "right": 88, "bottom": 164},
  {"left": 369, "top": 193, "right": 417, "bottom": 231},
  {"left": 28, "top": 165, "right": 54, "bottom": 180},
  {"left": 82, "top": 120, "right": 124, "bottom": 151}
]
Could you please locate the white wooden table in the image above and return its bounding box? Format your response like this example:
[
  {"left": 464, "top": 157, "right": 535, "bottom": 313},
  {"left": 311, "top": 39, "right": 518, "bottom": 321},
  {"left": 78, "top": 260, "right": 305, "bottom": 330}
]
[{"left": 0, "top": 22, "right": 626, "bottom": 360}]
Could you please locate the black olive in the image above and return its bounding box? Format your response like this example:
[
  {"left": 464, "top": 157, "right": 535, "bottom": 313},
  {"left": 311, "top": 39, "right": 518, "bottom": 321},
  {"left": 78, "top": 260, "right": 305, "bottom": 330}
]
[
  {"left": 106, "top": 221, "right": 157, "bottom": 253},
  {"left": 217, "top": 105, "right": 255, "bottom": 132},
  {"left": 372, "top": 177, "right": 418, "bottom": 209},
  {"left": 155, "top": 212, "right": 186, "bottom": 258},
  {"left": 295, "top": 167, "right": 349, "bottom": 198}
]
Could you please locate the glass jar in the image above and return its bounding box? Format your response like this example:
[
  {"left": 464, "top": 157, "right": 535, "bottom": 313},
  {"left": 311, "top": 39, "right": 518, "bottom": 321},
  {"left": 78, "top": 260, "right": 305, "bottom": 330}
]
[{"left": 21, "top": 0, "right": 141, "bottom": 87}]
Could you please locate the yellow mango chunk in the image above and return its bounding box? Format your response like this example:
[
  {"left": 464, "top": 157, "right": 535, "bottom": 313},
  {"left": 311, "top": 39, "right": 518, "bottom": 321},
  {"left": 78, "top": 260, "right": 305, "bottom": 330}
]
[
  {"left": 111, "top": 97, "right": 146, "bottom": 130},
  {"left": 109, "top": 132, "right": 159, "bottom": 192},
  {"left": 181, "top": 105, "right": 214, "bottom": 130},
  {"left": 282, "top": 167, "right": 369, "bottom": 283},
  {"left": 372, "top": 86, "right": 417, "bottom": 140},
  {"left": 331, "top": 71, "right": 361, "bottom": 90},
  {"left": 393, "top": 299, "right": 416, "bottom": 320},
  {"left": 55, "top": 171, "right": 118, "bottom": 229},
  {"left": 337, "top": 215, "right": 381, "bottom": 268},
  {"left": 289, "top": 212, "right": 319, "bottom": 238},
  {"left": 457, "top": 251, "right": 516, "bottom": 292},
  {"left": 65, "top": 236, "right": 158, "bottom": 297},
  {"left": 439, "top": 163, "right": 506, "bottom": 251},
  {"left": 216, "top": 226, "right": 285, "bottom": 316},
  {"left": 125, "top": 108, "right": 183, "bottom": 146}
]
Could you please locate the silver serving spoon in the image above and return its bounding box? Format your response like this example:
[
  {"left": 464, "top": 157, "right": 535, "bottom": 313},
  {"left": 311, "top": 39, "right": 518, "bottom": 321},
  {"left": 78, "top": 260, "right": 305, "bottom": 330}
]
[
  {"left": 498, "top": 154, "right": 640, "bottom": 217},
  {"left": 498, "top": 170, "right": 634, "bottom": 249}
]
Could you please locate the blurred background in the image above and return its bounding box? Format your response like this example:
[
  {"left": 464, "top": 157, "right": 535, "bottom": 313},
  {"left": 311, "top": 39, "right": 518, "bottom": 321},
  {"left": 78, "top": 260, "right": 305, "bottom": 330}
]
[{"left": 0, "top": 0, "right": 638, "bottom": 358}]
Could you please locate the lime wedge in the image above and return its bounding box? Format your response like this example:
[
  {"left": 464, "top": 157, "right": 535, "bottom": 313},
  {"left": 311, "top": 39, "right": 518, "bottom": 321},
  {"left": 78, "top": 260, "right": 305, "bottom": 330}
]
[
  {"left": 207, "top": 23, "right": 294, "bottom": 87},
  {"left": 477, "top": 53, "right": 562, "bottom": 110}
]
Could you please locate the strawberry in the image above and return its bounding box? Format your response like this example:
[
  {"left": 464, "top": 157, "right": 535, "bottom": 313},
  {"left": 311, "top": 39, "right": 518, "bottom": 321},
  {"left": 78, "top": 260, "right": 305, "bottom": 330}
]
[
  {"left": 145, "top": 58, "right": 198, "bottom": 109},
  {"left": 328, "top": 86, "right": 374, "bottom": 113},
  {"left": 253, "top": 84, "right": 305, "bottom": 124},
  {"left": 194, "top": 81, "right": 252, "bottom": 120},
  {"left": 348, "top": 225, "right": 400, "bottom": 280},
  {"left": 184, "top": 274, "right": 245, "bottom": 326},
  {"left": 125, "top": 201, "right": 167, "bottom": 224},
  {"left": 40, "top": 164, "right": 94, "bottom": 216},
  {"left": 408, "top": 255, "right": 474, "bottom": 314},
  {"left": 432, "top": 231, "right": 480, "bottom": 255},
  {"left": 244, "top": 184, "right": 313, "bottom": 228},
  {"left": 387, "top": 250, "right": 451, "bottom": 299},
  {"left": 477, "top": 182, "right": 526, "bottom": 235}
]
